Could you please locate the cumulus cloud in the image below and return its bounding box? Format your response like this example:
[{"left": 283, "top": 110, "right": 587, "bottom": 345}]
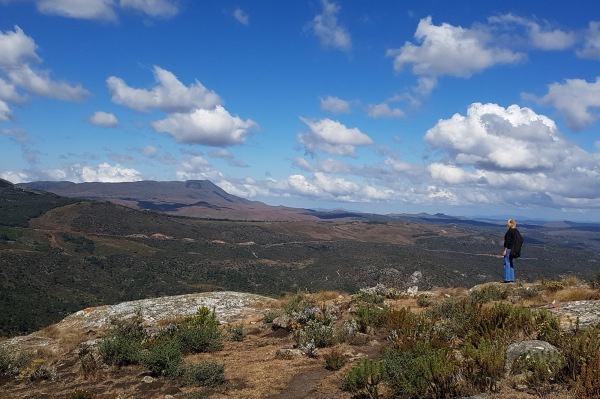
[
  {"left": 153, "top": 105, "right": 258, "bottom": 147},
  {"left": 232, "top": 7, "right": 249, "bottom": 25},
  {"left": 175, "top": 156, "right": 225, "bottom": 181},
  {"left": 577, "top": 21, "right": 600, "bottom": 59},
  {"left": 42, "top": 162, "right": 143, "bottom": 183},
  {"left": 88, "top": 111, "right": 119, "bottom": 128},
  {"left": 306, "top": 0, "right": 351, "bottom": 51},
  {"left": 320, "top": 96, "right": 351, "bottom": 114},
  {"left": 298, "top": 117, "right": 373, "bottom": 156},
  {"left": 387, "top": 16, "right": 524, "bottom": 79},
  {"left": 524, "top": 77, "right": 600, "bottom": 131},
  {"left": 423, "top": 102, "right": 600, "bottom": 209},
  {"left": 0, "top": 26, "right": 40, "bottom": 67},
  {"left": 107, "top": 66, "right": 221, "bottom": 113},
  {"left": 0, "top": 26, "right": 89, "bottom": 115}
]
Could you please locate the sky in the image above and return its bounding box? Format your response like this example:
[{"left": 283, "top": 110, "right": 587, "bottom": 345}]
[{"left": 1, "top": 1, "right": 600, "bottom": 222}]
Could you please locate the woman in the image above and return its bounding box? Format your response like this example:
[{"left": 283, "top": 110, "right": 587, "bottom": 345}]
[{"left": 502, "top": 219, "right": 520, "bottom": 282}]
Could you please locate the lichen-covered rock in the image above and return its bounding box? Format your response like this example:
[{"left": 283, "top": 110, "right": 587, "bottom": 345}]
[{"left": 505, "top": 340, "right": 559, "bottom": 372}]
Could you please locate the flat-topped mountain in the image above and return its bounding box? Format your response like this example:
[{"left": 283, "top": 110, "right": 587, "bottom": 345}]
[{"left": 20, "top": 180, "right": 324, "bottom": 221}]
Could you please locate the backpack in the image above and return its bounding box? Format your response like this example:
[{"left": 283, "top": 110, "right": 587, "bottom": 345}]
[{"left": 510, "top": 229, "right": 524, "bottom": 259}]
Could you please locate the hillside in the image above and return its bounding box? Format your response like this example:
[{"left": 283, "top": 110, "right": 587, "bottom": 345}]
[
  {"left": 1, "top": 179, "right": 600, "bottom": 338},
  {"left": 1, "top": 282, "right": 600, "bottom": 399}
]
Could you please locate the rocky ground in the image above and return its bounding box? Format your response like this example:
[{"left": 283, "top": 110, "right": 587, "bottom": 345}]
[{"left": 1, "top": 283, "right": 600, "bottom": 399}]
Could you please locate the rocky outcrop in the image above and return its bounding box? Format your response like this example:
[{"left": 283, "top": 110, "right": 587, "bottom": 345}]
[{"left": 1, "top": 291, "right": 277, "bottom": 354}]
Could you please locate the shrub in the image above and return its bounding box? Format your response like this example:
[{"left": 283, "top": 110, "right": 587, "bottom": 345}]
[
  {"left": 98, "top": 333, "right": 144, "bottom": 367},
  {"left": 342, "top": 358, "right": 384, "bottom": 399},
  {"left": 542, "top": 280, "right": 565, "bottom": 292},
  {"left": 560, "top": 326, "right": 600, "bottom": 396},
  {"left": 462, "top": 338, "right": 505, "bottom": 392},
  {"left": 324, "top": 347, "right": 346, "bottom": 370},
  {"left": 469, "top": 284, "right": 508, "bottom": 303},
  {"left": 354, "top": 303, "right": 389, "bottom": 333},
  {"left": 283, "top": 292, "right": 316, "bottom": 315},
  {"left": 227, "top": 323, "right": 245, "bottom": 342},
  {"left": 175, "top": 307, "right": 223, "bottom": 354},
  {"left": 180, "top": 361, "right": 225, "bottom": 387},
  {"left": 262, "top": 309, "right": 282, "bottom": 323},
  {"left": 98, "top": 311, "right": 146, "bottom": 367},
  {"left": 0, "top": 346, "right": 32, "bottom": 376},
  {"left": 139, "top": 338, "right": 182, "bottom": 377},
  {"left": 295, "top": 319, "right": 335, "bottom": 348},
  {"left": 383, "top": 343, "right": 461, "bottom": 399},
  {"left": 416, "top": 294, "right": 432, "bottom": 307}
]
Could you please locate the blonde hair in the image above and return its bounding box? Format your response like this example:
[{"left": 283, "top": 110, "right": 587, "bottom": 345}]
[{"left": 507, "top": 219, "right": 517, "bottom": 229}]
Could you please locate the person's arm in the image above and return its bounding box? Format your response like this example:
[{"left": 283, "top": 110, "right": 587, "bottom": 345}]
[{"left": 503, "top": 230, "right": 512, "bottom": 257}]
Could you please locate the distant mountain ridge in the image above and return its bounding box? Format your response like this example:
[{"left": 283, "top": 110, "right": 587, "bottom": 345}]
[{"left": 21, "top": 180, "right": 318, "bottom": 221}]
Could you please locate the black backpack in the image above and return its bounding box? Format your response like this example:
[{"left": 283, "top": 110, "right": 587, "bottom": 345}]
[{"left": 510, "top": 229, "right": 524, "bottom": 259}]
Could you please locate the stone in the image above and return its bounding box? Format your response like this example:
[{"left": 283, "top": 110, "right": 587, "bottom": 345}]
[
  {"left": 275, "top": 348, "right": 303, "bottom": 360},
  {"left": 505, "top": 340, "right": 559, "bottom": 372}
]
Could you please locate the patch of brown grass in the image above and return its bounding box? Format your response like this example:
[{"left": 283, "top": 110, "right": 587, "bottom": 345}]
[{"left": 554, "top": 287, "right": 600, "bottom": 302}]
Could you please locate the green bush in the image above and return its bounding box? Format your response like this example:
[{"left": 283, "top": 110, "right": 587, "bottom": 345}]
[
  {"left": 99, "top": 334, "right": 144, "bottom": 367},
  {"left": 342, "top": 358, "right": 384, "bottom": 399},
  {"left": 383, "top": 342, "right": 460, "bottom": 399},
  {"left": 262, "top": 309, "right": 282, "bottom": 323},
  {"left": 0, "top": 346, "right": 33, "bottom": 376},
  {"left": 227, "top": 323, "right": 245, "bottom": 342},
  {"left": 98, "top": 311, "right": 147, "bottom": 367},
  {"left": 462, "top": 338, "right": 505, "bottom": 392},
  {"left": 324, "top": 348, "right": 346, "bottom": 370},
  {"left": 175, "top": 307, "right": 223, "bottom": 354},
  {"left": 354, "top": 304, "right": 389, "bottom": 333},
  {"left": 296, "top": 319, "right": 335, "bottom": 348},
  {"left": 180, "top": 361, "right": 225, "bottom": 387},
  {"left": 139, "top": 338, "right": 183, "bottom": 377},
  {"left": 469, "top": 284, "right": 509, "bottom": 303}
]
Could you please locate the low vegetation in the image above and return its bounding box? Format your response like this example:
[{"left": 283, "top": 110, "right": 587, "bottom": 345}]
[{"left": 1, "top": 277, "right": 600, "bottom": 398}]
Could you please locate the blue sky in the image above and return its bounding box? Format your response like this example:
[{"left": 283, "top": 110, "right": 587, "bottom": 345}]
[{"left": 1, "top": 1, "right": 600, "bottom": 222}]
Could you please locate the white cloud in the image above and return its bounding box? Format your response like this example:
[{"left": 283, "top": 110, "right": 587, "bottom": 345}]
[
  {"left": 175, "top": 156, "right": 226, "bottom": 182},
  {"left": 43, "top": 162, "right": 143, "bottom": 183},
  {"left": 577, "top": 21, "right": 600, "bottom": 59},
  {"left": 298, "top": 117, "right": 373, "bottom": 156},
  {"left": 107, "top": 66, "right": 221, "bottom": 113},
  {"left": 306, "top": 0, "right": 351, "bottom": 51},
  {"left": 425, "top": 103, "right": 561, "bottom": 171},
  {"left": 0, "top": 99, "right": 12, "bottom": 121},
  {"left": 8, "top": 64, "right": 89, "bottom": 101},
  {"left": 153, "top": 105, "right": 258, "bottom": 147},
  {"left": 525, "top": 77, "right": 600, "bottom": 131},
  {"left": 488, "top": 14, "right": 576, "bottom": 51},
  {"left": 232, "top": 7, "right": 249, "bottom": 26},
  {"left": 366, "top": 103, "right": 404, "bottom": 119},
  {"left": 0, "top": 26, "right": 89, "bottom": 106},
  {"left": 320, "top": 96, "right": 351, "bottom": 114},
  {"left": 387, "top": 16, "right": 524, "bottom": 78},
  {"left": 120, "top": 0, "right": 179, "bottom": 18},
  {"left": 0, "top": 170, "right": 29, "bottom": 183},
  {"left": 0, "top": 26, "right": 40, "bottom": 68},
  {"left": 0, "top": 77, "right": 27, "bottom": 104},
  {"left": 36, "top": 0, "right": 117, "bottom": 21},
  {"left": 89, "top": 111, "right": 119, "bottom": 128},
  {"left": 25, "top": 0, "right": 179, "bottom": 21},
  {"left": 422, "top": 103, "right": 600, "bottom": 209}
]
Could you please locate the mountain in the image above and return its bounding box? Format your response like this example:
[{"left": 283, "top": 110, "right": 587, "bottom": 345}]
[{"left": 20, "top": 180, "right": 327, "bottom": 221}]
